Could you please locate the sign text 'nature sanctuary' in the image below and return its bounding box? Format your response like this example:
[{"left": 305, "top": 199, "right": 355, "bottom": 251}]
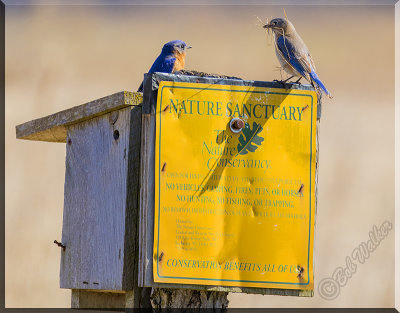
[{"left": 154, "top": 81, "right": 317, "bottom": 290}]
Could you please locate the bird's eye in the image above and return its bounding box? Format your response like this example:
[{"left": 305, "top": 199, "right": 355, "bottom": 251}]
[
  {"left": 180, "top": 44, "right": 185, "bottom": 49},
  {"left": 272, "top": 21, "right": 277, "bottom": 25}
]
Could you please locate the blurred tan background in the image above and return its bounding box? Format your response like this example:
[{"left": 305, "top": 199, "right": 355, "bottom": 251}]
[{"left": 5, "top": 4, "right": 395, "bottom": 308}]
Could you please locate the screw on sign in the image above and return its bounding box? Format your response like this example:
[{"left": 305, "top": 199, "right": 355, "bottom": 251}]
[{"left": 230, "top": 117, "right": 245, "bottom": 133}]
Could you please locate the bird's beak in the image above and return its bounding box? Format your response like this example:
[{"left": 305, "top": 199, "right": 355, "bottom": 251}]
[
  {"left": 263, "top": 24, "right": 270, "bottom": 29},
  {"left": 186, "top": 45, "right": 192, "bottom": 49}
]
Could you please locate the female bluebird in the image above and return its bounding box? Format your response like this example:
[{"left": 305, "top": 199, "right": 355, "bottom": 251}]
[
  {"left": 137, "top": 40, "right": 192, "bottom": 92},
  {"left": 264, "top": 18, "right": 332, "bottom": 98}
]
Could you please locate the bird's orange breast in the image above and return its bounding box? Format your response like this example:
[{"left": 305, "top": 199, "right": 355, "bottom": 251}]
[{"left": 172, "top": 51, "right": 186, "bottom": 72}]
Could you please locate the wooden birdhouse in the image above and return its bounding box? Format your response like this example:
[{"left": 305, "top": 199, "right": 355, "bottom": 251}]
[{"left": 16, "top": 73, "right": 320, "bottom": 309}]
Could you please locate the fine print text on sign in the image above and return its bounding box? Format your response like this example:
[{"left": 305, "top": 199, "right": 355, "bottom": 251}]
[{"left": 154, "top": 81, "right": 317, "bottom": 290}]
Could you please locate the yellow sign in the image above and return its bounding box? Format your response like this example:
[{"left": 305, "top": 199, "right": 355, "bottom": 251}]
[{"left": 154, "top": 81, "right": 317, "bottom": 290}]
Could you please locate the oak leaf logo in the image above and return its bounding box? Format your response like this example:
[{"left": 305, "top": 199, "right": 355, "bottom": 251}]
[{"left": 237, "top": 122, "right": 264, "bottom": 155}]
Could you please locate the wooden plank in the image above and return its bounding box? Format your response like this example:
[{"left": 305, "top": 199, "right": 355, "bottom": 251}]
[
  {"left": 138, "top": 112, "right": 156, "bottom": 288},
  {"left": 138, "top": 73, "right": 317, "bottom": 297},
  {"left": 122, "top": 105, "right": 142, "bottom": 292},
  {"left": 60, "top": 107, "right": 134, "bottom": 290},
  {"left": 149, "top": 72, "right": 317, "bottom": 93},
  {"left": 16, "top": 91, "right": 142, "bottom": 143},
  {"left": 71, "top": 289, "right": 125, "bottom": 310},
  {"left": 138, "top": 74, "right": 157, "bottom": 288}
]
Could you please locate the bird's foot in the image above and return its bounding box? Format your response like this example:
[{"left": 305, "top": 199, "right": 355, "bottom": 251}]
[
  {"left": 273, "top": 79, "right": 288, "bottom": 87},
  {"left": 273, "top": 75, "right": 294, "bottom": 87},
  {"left": 292, "top": 77, "right": 302, "bottom": 85}
]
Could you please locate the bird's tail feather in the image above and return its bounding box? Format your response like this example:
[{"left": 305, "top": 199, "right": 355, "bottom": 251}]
[{"left": 309, "top": 71, "right": 332, "bottom": 98}]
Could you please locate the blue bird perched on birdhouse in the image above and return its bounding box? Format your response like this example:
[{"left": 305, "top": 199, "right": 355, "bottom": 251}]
[
  {"left": 264, "top": 18, "right": 332, "bottom": 98},
  {"left": 138, "top": 40, "right": 192, "bottom": 92}
]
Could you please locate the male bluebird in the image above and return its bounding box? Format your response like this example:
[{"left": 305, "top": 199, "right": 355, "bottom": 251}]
[
  {"left": 137, "top": 40, "right": 192, "bottom": 92},
  {"left": 264, "top": 18, "right": 332, "bottom": 98}
]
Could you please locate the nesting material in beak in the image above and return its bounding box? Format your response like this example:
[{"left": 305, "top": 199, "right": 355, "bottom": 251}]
[{"left": 263, "top": 23, "right": 272, "bottom": 36}]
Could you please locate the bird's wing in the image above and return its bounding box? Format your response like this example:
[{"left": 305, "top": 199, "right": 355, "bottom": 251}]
[
  {"left": 149, "top": 55, "right": 176, "bottom": 74},
  {"left": 308, "top": 51, "right": 317, "bottom": 72},
  {"left": 275, "top": 35, "right": 314, "bottom": 77},
  {"left": 138, "top": 55, "right": 176, "bottom": 92},
  {"left": 276, "top": 35, "right": 331, "bottom": 97}
]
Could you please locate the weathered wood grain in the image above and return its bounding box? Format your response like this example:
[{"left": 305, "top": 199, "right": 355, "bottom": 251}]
[
  {"left": 15, "top": 91, "right": 142, "bottom": 142},
  {"left": 150, "top": 288, "right": 229, "bottom": 309},
  {"left": 138, "top": 111, "right": 156, "bottom": 288},
  {"left": 138, "top": 74, "right": 157, "bottom": 289},
  {"left": 60, "top": 106, "right": 141, "bottom": 291},
  {"left": 122, "top": 105, "right": 143, "bottom": 293},
  {"left": 150, "top": 72, "right": 318, "bottom": 93}
]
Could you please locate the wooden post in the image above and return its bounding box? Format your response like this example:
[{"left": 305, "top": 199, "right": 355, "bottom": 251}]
[{"left": 16, "top": 75, "right": 320, "bottom": 309}]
